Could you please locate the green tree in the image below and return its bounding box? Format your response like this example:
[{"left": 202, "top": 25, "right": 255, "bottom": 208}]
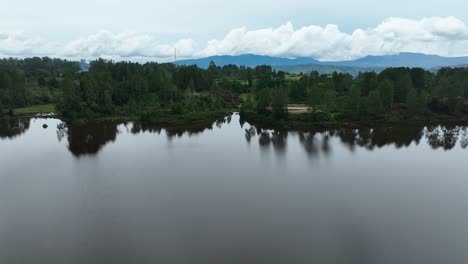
[
  {"left": 307, "top": 84, "right": 323, "bottom": 113},
  {"left": 416, "top": 90, "right": 428, "bottom": 114},
  {"left": 271, "top": 87, "right": 288, "bottom": 119},
  {"left": 359, "top": 97, "right": 369, "bottom": 121},
  {"left": 367, "top": 90, "right": 384, "bottom": 119},
  {"left": 345, "top": 84, "right": 361, "bottom": 119},
  {"left": 378, "top": 80, "right": 394, "bottom": 110},
  {"left": 246, "top": 68, "right": 253, "bottom": 87},
  {"left": 322, "top": 89, "right": 337, "bottom": 113},
  {"left": 256, "top": 88, "right": 272, "bottom": 114},
  {"left": 434, "top": 76, "right": 449, "bottom": 98},
  {"left": 447, "top": 82, "right": 464, "bottom": 114},
  {"left": 289, "top": 81, "right": 307, "bottom": 102},
  {"left": 357, "top": 72, "right": 378, "bottom": 96},
  {"left": 57, "top": 76, "right": 81, "bottom": 118},
  {"left": 394, "top": 72, "right": 413, "bottom": 103},
  {"left": 406, "top": 88, "right": 418, "bottom": 116},
  {"left": 208, "top": 61, "right": 220, "bottom": 77},
  {"left": 240, "top": 95, "right": 255, "bottom": 115}
]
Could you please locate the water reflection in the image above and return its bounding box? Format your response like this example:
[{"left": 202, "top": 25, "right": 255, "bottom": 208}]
[
  {"left": 57, "top": 122, "right": 119, "bottom": 157},
  {"left": 0, "top": 118, "right": 30, "bottom": 139},
  {"left": 426, "top": 126, "right": 463, "bottom": 150},
  {"left": 129, "top": 117, "right": 226, "bottom": 139},
  {"left": 2, "top": 115, "right": 468, "bottom": 264},
  {"left": 54, "top": 121, "right": 468, "bottom": 158},
  {"left": 55, "top": 116, "right": 228, "bottom": 157},
  {"left": 244, "top": 124, "right": 468, "bottom": 158},
  {"left": 334, "top": 126, "right": 424, "bottom": 150},
  {"left": 2, "top": 116, "right": 468, "bottom": 157},
  {"left": 333, "top": 125, "right": 468, "bottom": 151},
  {"left": 298, "top": 132, "right": 332, "bottom": 158},
  {"left": 244, "top": 127, "right": 256, "bottom": 144}
]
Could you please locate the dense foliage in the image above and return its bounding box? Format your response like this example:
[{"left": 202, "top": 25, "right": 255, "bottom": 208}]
[
  {"left": 0, "top": 57, "right": 79, "bottom": 112},
  {"left": 241, "top": 67, "right": 468, "bottom": 123},
  {"left": 56, "top": 60, "right": 233, "bottom": 120},
  {"left": 2, "top": 57, "right": 468, "bottom": 123}
]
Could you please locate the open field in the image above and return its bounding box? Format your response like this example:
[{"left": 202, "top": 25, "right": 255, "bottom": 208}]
[
  {"left": 287, "top": 104, "right": 309, "bottom": 114},
  {"left": 15, "top": 104, "right": 56, "bottom": 115},
  {"left": 285, "top": 75, "right": 303, "bottom": 81},
  {"left": 239, "top": 93, "right": 251, "bottom": 102}
]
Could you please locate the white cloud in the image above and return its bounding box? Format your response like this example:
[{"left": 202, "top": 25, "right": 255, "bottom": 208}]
[
  {"left": 200, "top": 16, "right": 468, "bottom": 61},
  {"left": 0, "top": 31, "right": 196, "bottom": 61},
  {"left": 0, "top": 31, "right": 59, "bottom": 57},
  {"left": 1, "top": 17, "right": 468, "bottom": 61},
  {"left": 62, "top": 31, "right": 196, "bottom": 60}
]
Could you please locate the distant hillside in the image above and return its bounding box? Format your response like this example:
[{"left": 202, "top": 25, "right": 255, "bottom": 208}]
[
  {"left": 177, "top": 53, "right": 468, "bottom": 75},
  {"left": 431, "top": 64, "right": 468, "bottom": 72},
  {"left": 273, "top": 64, "right": 385, "bottom": 76},
  {"left": 80, "top": 60, "right": 90, "bottom": 72},
  {"left": 325, "top": 52, "right": 468, "bottom": 68},
  {"left": 177, "top": 54, "right": 320, "bottom": 68}
]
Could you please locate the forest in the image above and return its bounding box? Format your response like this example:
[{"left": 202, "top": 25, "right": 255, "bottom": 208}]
[{"left": 1, "top": 57, "right": 468, "bottom": 125}]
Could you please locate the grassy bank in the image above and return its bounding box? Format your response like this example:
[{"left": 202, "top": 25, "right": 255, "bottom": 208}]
[
  {"left": 14, "top": 104, "right": 57, "bottom": 116},
  {"left": 11, "top": 104, "right": 232, "bottom": 127},
  {"left": 240, "top": 111, "right": 468, "bottom": 130},
  {"left": 140, "top": 110, "right": 232, "bottom": 126},
  {"left": 63, "top": 110, "right": 232, "bottom": 126}
]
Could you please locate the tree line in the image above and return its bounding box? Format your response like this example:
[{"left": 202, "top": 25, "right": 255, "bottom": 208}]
[
  {"left": 241, "top": 66, "right": 468, "bottom": 122},
  {"left": 0, "top": 57, "right": 79, "bottom": 111},
  {"left": 1, "top": 57, "right": 468, "bottom": 123}
]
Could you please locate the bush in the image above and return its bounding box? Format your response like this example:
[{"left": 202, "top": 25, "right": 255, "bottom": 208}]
[
  {"left": 387, "top": 111, "right": 405, "bottom": 122},
  {"left": 310, "top": 112, "right": 333, "bottom": 122},
  {"left": 171, "top": 103, "right": 184, "bottom": 115},
  {"left": 140, "top": 105, "right": 161, "bottom": 121}
]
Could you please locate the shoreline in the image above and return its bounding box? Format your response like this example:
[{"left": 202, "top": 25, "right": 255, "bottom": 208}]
[
  {"left": 239, "top": 112, "right": 468, "bottom": 130},
  {"left": 8, "top": 105, "right": 468, "bottom": 130},
  {"left": 9, "top": 107, "right": 232, "bottom": 127}
]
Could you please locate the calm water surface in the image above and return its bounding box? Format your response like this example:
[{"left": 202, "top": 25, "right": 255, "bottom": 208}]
[{"left": 1, "top": 114, "right": 468, "bottom": 264}]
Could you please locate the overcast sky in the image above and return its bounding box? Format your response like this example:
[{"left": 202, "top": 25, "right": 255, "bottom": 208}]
[{"left": 2, "top": 0, "right": 468, "bottom": 61}]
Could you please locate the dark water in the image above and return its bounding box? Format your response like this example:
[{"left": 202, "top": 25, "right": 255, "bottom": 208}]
[{"left": 1, "top": 114, "right": 468, "bottom": 264}]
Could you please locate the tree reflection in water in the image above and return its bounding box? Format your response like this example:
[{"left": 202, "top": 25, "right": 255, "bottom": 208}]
[
  {"left": 245, "top": 124, "right": 468, "bottom": 158},
  {"left": 0, "top": 116, "right": 452, "bottom": 157},
  {"left": 55, "top": 116, "right": 228, "bottom": 157},
  {"left": 129, "top": 116, "right": 226, "bottom": 141},
  {"left": 0, "top": 116, "right": 466, "bottom": 158},
  {"left": 335, "top": 126, "right": 424, "bottom": 150},
  {"left": 253, "top": 128, "right": 288, "bottom": 156},
  {"left": 56, "top": 121, "right": 119, "bottom": 157},
  {"left": 299, "top": 131, "right": 320, "bottom": 158},
  {"left": 244, "top": 127, "right": 256, "bottom": 144},
  {"left": 0, "top": 118, "right": 30, "bottom": 139}
]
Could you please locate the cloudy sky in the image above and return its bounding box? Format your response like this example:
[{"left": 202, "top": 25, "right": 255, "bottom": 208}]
[{"left": 1, "top": 0, "right": 468, "bottom": 61}]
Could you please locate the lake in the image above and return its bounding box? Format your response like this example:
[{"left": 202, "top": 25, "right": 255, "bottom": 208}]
[{"left": 1, "top": 114, "right": 468, "bottom": 264}]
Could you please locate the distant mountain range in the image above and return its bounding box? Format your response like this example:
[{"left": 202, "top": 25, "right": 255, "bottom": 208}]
[
  {"left": 177, "top": 54, "right": 320, "bottom": 68},
  {"left": 273, "top": 64, "right": 386, "bottom": 76},
  {"left": 177, "top": 53, "right": 468, "bottom": 75},
  {"left": 79, "top": 59, "right": 90, "bottom": 72},
  {"left": 327, "top": 53, "right": 468, "bottom": 68}
]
